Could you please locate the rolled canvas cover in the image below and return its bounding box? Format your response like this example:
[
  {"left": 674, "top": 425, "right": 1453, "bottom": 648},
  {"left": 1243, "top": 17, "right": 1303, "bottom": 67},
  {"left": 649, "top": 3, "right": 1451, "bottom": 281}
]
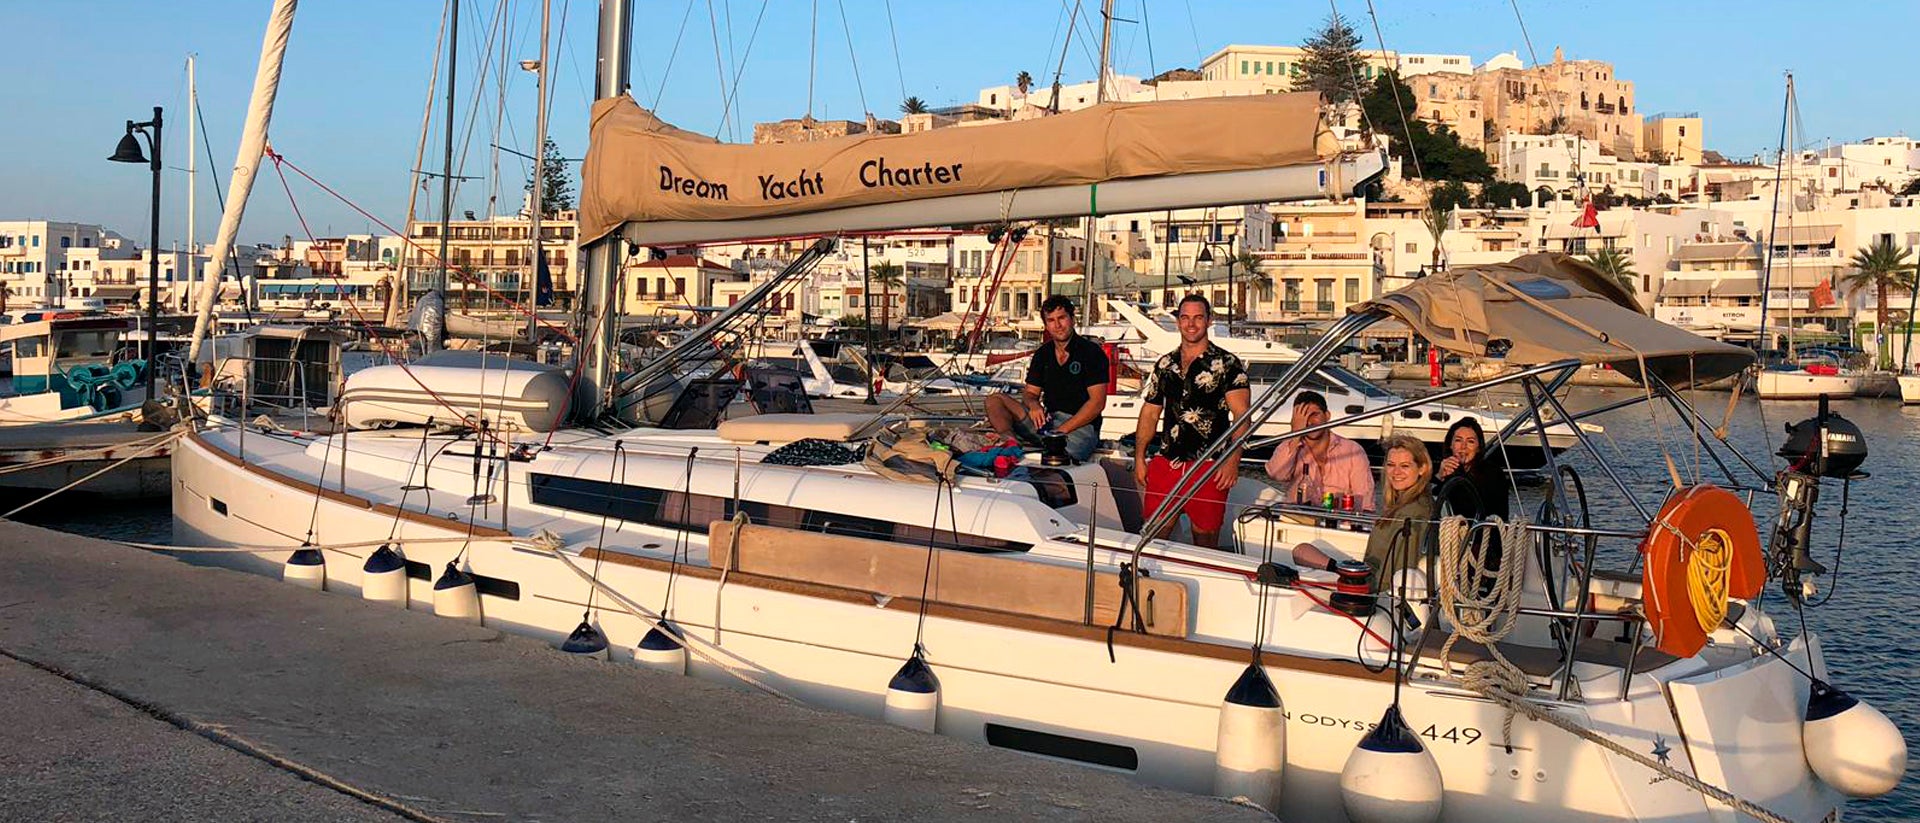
[
  {"left": 579, "top": 93, "right": 1332, "bottom": 243},
  {"left": 1357, "top": 253, "right": 1755, "bottom": 388}
]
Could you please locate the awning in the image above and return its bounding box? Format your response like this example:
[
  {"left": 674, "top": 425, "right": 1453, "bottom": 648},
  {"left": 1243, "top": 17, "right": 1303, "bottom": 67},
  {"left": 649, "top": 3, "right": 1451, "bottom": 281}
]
[
  {"left": 1768, "top": 225, "right": 1840, "bottom": 247},
  {"left": 1660, "top": 279, "right": 1713, "bottom": 297},
  {"left": 1672, "top": 242, "right": 1758, "bottom": 263},
  {"left": 580, "top": 93, "right": 1335, "bottom": 244},
  {"left": 1356, "top": 253, "right": 1754, "bottom": 387},
  {"left": 1713, "top": 277, "right": 1762, "bottom": 296}
]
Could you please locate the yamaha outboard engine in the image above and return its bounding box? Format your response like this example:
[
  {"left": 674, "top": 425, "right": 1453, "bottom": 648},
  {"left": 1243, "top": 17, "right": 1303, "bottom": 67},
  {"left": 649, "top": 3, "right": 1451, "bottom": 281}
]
[
  {"left": 1768, "top": 395, "right": 1868, "bottom": 599},
  {"left": 1776, "top": 395, "right": 1868, "bottom": 478}
]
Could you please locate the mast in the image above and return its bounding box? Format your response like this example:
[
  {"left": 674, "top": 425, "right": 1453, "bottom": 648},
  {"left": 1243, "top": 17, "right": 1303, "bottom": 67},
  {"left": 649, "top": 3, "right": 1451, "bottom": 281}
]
[
  {"left": 393, "top": 2, "right": 450, "bottom": 328},
  {"left": 1084, "top": 0, "right": 1115, "bottom": 319},
  {"left": 185, "top": 0, "right": 299, "bottom": 366},
  {"left": 580, "top": 0, "right": 634, "bottom": 417},
  {"left": 526, "top": 0, "right": 552, "bottom": 341},
  {"left": 1757, "top": 73, "right": 1792, "bottom": 357},
  {"left": 429, "top": 0, "right": 459, "bottom": 352},
  {"left": 186, "top": 53, "right": 197, "bottom": 310}
]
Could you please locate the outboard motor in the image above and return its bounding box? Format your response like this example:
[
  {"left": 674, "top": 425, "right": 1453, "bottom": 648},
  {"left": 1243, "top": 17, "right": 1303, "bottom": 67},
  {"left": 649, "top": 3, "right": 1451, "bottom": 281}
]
[
  {"left": 1776, "top": 395, "right": 1868, "bottom": 478},
  {"left": 1768, "top": 394, "right": 1868, "bottom": 599}
]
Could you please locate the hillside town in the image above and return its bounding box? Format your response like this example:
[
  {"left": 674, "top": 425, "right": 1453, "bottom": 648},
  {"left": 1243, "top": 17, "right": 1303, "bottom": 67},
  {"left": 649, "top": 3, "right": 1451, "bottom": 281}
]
[{"left": 8, "top": 36, "right": 1920, "bottom": 365}]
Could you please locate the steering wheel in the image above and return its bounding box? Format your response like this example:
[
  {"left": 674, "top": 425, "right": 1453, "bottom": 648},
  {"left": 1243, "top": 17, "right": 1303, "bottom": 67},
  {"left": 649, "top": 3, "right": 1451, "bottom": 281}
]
[
  {"left": 1533, "top": 464, "right": 1594, "bottom": 615},
  {"left": 1434, "top": 474, "right": 1483, "bottom": 521}
]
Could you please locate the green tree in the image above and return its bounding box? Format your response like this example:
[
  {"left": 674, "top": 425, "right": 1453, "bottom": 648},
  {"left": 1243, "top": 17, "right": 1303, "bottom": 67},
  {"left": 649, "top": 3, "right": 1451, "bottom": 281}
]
[
  {"left": 1583, "top": 247, "right": 1637, "bottom": 294},
  {"left": 1840, "top": 237, "right": 1917, "bottom": 367},
  {"left": 1359, "top": 71, "right": 1494, "bottom": 182},
  {"left": 1292, "top": 12, "right": 1367, "bottom": 104},
  {"left": 900, "top": 96, "right": 929, "bottom": 115},
  {"left": 1479, "top": 180, "right": 1531, "bottom": 208},
  {"left": 1430, "top": 180, "right": 1473, "bottom": 213},
  {"left": 869, "top": 261, "right": 905, "bottom": 331},
  {"left": 1015, "top": 70, "right": 1033, "bottom": 94},
  {"left": 524, "top": 137, "right": 575, "bottom": 215},
  {"left": 1901, "top": 177, "right": 1920, "bottom": 196},
  {"left": 1537, "top": 113, "right": 1569, "bottom": 135}
]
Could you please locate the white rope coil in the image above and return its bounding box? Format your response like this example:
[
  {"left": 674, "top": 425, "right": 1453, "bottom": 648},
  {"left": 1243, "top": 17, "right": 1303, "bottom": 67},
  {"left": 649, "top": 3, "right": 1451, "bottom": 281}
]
[{"left": 1436, "top": 514, "right": 1532, "bottom": 746}]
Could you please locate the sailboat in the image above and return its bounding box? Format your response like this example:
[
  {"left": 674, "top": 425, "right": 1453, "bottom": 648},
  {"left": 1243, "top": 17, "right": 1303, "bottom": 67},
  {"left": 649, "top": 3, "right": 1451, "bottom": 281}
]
[
  {"left": 172, "top": 6, "right": 1905, "bottom": 821},
  {"left": 1753, "top": 74, "right": 1862, "bottom": 401}
]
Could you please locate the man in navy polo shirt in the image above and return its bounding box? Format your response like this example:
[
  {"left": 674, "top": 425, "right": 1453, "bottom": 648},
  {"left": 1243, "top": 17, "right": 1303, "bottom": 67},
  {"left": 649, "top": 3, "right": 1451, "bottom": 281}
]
[{"left": 984, "top": 295, "right": 1109, "bottom": 463}]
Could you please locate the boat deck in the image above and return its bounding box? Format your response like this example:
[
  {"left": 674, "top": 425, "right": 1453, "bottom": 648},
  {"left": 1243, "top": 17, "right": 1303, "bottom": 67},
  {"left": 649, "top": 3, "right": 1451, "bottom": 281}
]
[{"left": 0, "top": 520, "right": 1269, "bottom": 822}]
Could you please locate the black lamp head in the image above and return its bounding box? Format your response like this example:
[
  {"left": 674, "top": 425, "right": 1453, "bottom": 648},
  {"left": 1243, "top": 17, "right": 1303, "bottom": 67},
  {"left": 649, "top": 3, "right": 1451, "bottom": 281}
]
[
  {"left": 1197, "top": 246, "right": 1215, "bottom": 264},
  {"left": 109, "top": 130, "right": 148, "bottom": 164}
]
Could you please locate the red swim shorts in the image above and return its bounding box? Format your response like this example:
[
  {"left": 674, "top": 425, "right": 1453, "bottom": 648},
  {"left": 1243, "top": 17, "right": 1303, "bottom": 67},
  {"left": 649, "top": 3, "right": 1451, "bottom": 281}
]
[{"left": 1143, "top": 455, "right": 1229, "bottom": 534}]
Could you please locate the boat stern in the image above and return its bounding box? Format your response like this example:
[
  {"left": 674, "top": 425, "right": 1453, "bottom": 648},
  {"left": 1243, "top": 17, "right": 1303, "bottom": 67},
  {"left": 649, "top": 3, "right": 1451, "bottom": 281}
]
[{"left": 1663, "top": 637, "right": 1844, "bottom": 823}]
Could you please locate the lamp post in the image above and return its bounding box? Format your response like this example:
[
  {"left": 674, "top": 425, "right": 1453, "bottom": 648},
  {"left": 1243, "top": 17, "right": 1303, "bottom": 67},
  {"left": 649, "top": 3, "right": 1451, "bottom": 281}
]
[
  {"left": 1195, "top": 233, "right": 1239, "bottom": 329},
  {"left": 109, "top": 106, "right": 163, "bottom": 400}
]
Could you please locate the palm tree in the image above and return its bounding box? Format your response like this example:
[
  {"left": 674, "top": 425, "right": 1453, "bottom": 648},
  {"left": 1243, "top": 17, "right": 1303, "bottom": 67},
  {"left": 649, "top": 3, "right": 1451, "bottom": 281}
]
[
  {"left": 1841, "top": 237, "right": 1917, "bottom": 368},
  {"left": 899, "top": 96, "right": 929, "bottom": 115},
  {"left": 1422, "top": 205, "right": 1451, "bottom": 272},
  {"left": 869, "top": 261, "right": 905, "bottom": 333},
  {"left": 1230, "top": 250, "right": 1263, "bottom": 318},
  {"left": 1583, "top": 247, "right": 1637, "bottom": 294},
  {"left": 1015, "top": 70, "right": 1033, "bottom": 95}
]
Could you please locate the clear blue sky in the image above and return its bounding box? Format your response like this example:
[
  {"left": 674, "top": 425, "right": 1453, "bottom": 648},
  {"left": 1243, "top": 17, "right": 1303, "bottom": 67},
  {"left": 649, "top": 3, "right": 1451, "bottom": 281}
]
[{"left": 5, "top": 0, "right": 1913, "bottom": 247}]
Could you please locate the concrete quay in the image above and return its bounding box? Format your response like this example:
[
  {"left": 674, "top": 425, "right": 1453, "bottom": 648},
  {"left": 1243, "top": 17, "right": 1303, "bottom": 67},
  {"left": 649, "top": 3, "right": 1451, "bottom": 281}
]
[{"left": 0, "top": 521, "right": 1269, "bottom": 822}]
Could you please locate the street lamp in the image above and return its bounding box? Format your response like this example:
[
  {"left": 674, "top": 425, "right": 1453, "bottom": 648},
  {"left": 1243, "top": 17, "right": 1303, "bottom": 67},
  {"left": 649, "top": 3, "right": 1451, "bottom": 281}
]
[
  {"left": 1196, "top": 234, "right": 1240, "bottom": 328},
  {"left": 109, "top": 106, "right": 163, "bottom": 400}
]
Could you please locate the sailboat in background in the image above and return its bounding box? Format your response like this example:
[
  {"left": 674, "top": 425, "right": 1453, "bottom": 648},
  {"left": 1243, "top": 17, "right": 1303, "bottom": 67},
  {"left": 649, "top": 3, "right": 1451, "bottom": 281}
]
[{"left": 1754, "top": 73, "right": 1862, "bottom": 400}]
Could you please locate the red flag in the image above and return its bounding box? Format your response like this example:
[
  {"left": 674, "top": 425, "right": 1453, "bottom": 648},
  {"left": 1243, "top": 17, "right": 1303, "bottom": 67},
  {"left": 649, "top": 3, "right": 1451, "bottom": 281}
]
[
  {"left": 1811, "top": 279, "right": 1836, "bottom": 309},
  {"left": 1572, "top": 199, "right": 1601, "bottom": 231}
]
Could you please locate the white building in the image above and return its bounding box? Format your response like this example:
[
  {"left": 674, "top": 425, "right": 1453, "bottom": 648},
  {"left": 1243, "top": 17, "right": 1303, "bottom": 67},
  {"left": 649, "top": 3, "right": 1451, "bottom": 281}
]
[
  {"left": 0, "top": 220, "right": 121, "bottom": 307},
  {"left": 1396, "top": 53, "right": 1474, "bottom": 77}
]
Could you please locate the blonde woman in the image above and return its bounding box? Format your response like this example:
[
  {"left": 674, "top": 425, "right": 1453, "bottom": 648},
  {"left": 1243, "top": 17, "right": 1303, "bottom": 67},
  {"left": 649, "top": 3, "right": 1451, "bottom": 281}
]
[{"left": 1291, "top": 435, "right": 1436, "bottom": 591}]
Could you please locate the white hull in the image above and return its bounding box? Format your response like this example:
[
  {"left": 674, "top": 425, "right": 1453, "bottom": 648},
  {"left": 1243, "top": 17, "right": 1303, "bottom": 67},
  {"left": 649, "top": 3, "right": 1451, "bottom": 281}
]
[
  {"left": 170, "top": 423, "right": 1845, "bottom": 822},
  {"left": 0, "top": 386, "right": 148, "bottom": 427},
  {"left": 1754, "top": 370, "right": 1861, "bottom": 401},
  {"left": 1899, "top": 375, "right": 1920, "bottom": 405}
]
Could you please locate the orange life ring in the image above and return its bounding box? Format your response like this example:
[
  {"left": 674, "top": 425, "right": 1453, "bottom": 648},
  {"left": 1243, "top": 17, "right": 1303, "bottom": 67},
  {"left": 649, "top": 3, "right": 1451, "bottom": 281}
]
[{"left": 1638, "top": 484, "right": 1765, "bottom": 658}]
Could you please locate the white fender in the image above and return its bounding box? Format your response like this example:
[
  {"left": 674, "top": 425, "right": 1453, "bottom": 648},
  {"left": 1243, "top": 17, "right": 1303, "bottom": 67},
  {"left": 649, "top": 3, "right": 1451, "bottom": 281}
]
[
  {"left": 1341, "top": 705, "right": 1444, "bottom": 823},
  {"left": 431, "top": 563, "right": 481, "bottom": 624},
  {"left": 360, "top": 544, "right": 408, "bottom": 607},
  {"left": 1804, "top": 680, "right": 1908, "bottom": 798},
  {"left": 633, "top": 621, "right": 688, "bottom": 676},
  {"left": 1213, "top": 662, "right": 1286, "bottom": 810},
  {"left": 883, "top": 654, "right": 939, "bottom": 733},
  {"left": 282, "top": 546, "right": 326, "bottom": 591}
]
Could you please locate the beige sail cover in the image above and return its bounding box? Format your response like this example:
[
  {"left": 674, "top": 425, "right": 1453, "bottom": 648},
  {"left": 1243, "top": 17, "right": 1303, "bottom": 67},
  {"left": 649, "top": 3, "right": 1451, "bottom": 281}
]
[
  {"left": 579, "top": 93, "right": 1333, "bottom": 243},
  {"left": 1357, "top": 253, "right": 1754, "bottom": 387}
]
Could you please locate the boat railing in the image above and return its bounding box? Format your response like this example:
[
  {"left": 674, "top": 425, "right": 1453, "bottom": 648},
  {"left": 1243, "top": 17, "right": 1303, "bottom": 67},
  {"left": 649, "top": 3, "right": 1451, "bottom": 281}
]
[{"left": 201, "top": 354, "right": 330, "bottom": 434}]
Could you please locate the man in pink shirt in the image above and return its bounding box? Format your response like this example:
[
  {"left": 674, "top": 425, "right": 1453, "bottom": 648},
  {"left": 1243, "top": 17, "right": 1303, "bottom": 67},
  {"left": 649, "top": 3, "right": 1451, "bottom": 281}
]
[{"left": 1263, "top": 390, "right": 1375, "bottom": 511}]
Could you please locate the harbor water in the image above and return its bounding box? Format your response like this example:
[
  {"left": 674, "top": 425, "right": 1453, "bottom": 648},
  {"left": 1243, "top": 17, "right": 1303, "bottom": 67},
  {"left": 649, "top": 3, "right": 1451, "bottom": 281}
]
[{"left": 14, "top": 387, "right": 1917, "bottom": 821}]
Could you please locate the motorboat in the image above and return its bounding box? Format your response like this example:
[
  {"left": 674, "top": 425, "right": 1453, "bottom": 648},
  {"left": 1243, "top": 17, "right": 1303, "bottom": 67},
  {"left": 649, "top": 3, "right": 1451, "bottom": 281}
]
[
  {"left": 0, "top": 309, "right": 149, "bottom": 425},
  {"left": 1754, "top": 356, "right": 1863, "bottom": 401}
]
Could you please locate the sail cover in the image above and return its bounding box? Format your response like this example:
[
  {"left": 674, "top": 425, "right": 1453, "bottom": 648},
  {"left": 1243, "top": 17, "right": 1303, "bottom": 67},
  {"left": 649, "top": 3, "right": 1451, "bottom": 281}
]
[
  {"left": 1358, "top": 253, "right": 1754, "bottom": 387},
  {"left": 579, "top": 93, "right": 1333, "bottom": 244}
]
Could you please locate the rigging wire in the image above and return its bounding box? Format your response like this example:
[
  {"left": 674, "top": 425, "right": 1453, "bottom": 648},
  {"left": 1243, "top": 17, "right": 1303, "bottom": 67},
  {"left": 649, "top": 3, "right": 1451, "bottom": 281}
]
[
  {"left": 1179, "top": 0, "right": 1202, "bottom": 66},
  {"left": 881, "top": 0, "right": 907, "bottom": 105},
  {"left": 1357, "top": 0, "right": 1424, "bottom": 180},
  {"left": 1138, "top": 0, "right": 1159, "bottom": 101},
  {"left": 833, "top": 0, "right": 869, "bottom": 117},
  {"left": 711, "top": 0, "right": 773, "bottom": 142},
  {"left": 704, "top": 0, "right": 735, "bottom": 140},
  {"left": 806, "top": 0, "right": 819, "bottom": 119},
  {"left": 652, "top": 0, "right": 698, "bottom": 112}
]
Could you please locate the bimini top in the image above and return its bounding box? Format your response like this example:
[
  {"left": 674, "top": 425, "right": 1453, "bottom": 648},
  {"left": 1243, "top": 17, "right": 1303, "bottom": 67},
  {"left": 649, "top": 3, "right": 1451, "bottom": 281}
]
[
  {"left": 577, "top": 92, "right": 1336, "bottom": 245},
  {"left": 1356, "top": 253, "right": 1754, "bottom": 388}
]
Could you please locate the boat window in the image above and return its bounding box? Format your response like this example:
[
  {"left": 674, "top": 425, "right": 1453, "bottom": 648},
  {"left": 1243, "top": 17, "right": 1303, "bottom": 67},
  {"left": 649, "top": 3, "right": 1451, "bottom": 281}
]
[
  {"left": 55, "top": 331, "right": 116, "bottom": 362},
  {"left": 827, "top": 364, "right": 868, "bottom": 385},
  {"left": 529, "top": 473, "right": 1029, "bottom": 553},
  {"left": 14, "top": 337, "right": 43, "bottom": 359},
  {"left": 1026, "top": 467, "right": 1078, "bottom": 509},
  {"left": 984, "top": 723, "right": 1138, "bottom": 770},
  {"left": 1319, "top": 365, "right": 1394, "bottom": 399}
]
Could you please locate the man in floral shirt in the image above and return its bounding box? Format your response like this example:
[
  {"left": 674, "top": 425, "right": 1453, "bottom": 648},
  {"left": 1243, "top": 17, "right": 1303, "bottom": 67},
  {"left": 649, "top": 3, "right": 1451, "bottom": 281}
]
[{"left": 1131, "top": 294, "right": 1251, "bottom": 549}]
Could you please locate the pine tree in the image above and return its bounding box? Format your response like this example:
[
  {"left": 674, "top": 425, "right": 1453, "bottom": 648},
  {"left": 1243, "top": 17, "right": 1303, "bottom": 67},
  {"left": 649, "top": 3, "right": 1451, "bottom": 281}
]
[
  {"left": 524, "top": 138, "right": 574, "bottom": 216},
  {"left": 1293, "top": 12, "right": 1367, "bottom": 104}
]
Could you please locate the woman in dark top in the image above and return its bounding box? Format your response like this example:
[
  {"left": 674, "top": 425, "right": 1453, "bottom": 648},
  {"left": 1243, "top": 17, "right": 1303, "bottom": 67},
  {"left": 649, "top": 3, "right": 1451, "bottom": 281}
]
[{"left": 1433, "top": 417, "right": 1510, "bottom": 521}]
